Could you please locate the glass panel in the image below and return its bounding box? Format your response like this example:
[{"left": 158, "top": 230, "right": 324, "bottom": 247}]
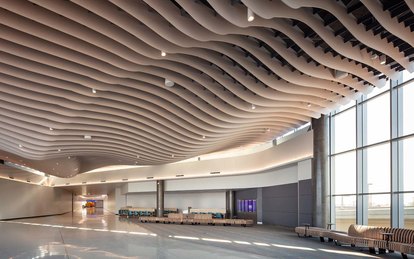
[
  {"left": 366, "top": 80, "right": 390, "bottom": 99},
  {"left": 364, "top": 92, "right": 390, "bottom": 145},
  {"left": 402, "top": 193, "right": 414, "bottom": 229},
  {"left": 332, "top": 107, "right": 356, "bottom": 153},
  {"left": 367, "top": 194, "right": 390, "bottom": 227},
  {"left": 400, "top": 137, "right": 414, "bottom": 192},
  {"left": 403, "top": 70, "right": 414, "bottom": 82},
  {"left": 332, "top": 151, "right": 356, "bottom": 195},
  {"left": 365, "top": 143, "right": 390, "bottom": 193},
  {"left": 333, "top": 195, "right": 356, "bottom": 231},
  {"left": 335, "top": 100, "right": 356, "bottom": 114},
  {"left": 401, "top": 81, "right": 414, "bottom": 136}
]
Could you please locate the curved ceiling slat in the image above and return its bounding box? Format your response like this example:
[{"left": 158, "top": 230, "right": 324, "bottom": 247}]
[{"left": 0, "top": 0, "right": 412, "bottom": 177}]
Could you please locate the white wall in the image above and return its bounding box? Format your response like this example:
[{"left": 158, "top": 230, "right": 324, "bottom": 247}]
[
  {"left": 127, "top": 193, "right": 155, "bottom": 208},
  {"left": 165, "top": 192, "right": 225, "bottom": 211},
  {"left": 125, "top": 191, "right": 226, "bottom": 212},
  {"left": 0, "top": 178, "right": 72, "bottom": 220},
  {"left": 106, "top": 188, "right": 116, "bottom": 213},
  {"left": 126, "top": 163, "right": 301, "bottom": 193}
]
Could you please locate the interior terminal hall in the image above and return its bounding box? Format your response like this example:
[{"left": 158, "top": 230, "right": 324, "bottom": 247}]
[{"left": 1, "top": 0, "right": 414, "bottom": 258}]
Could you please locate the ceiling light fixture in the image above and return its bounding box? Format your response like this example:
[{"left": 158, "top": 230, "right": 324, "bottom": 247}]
[
  {"left": 136, "top": 155, "right": 140, "bottom": 158},
  {"left": 307, "top": 103, "right": 312, "bottom": 107},
  {"left": 379, "top": 55, "right": 386, "bottom": 65},
  {"left": 251, "top": 104, "right": 256, "bottom": 110},
  {"left": 92, "top": 88, "right": 97, "bottom": 94},
  {"left": 371, "top": 53, "right": 378, "bottom": 60},
  {"left": 171, "top": 154, "right": 175, "bottom": 158},
  {"left": 18, "top": 144, "right": 23, "bottom": 148},
  {"left": 334, "top": 70, "right": 348, "bottom": 79},
  {"left": 165, "top": 78, "right": 174, "bottom": 87},
  {"left": 202, "top": 135, "right": 206, "bottom": 139},
  {"left": 247, "top": 8, "right": 255, "bottom": 22},
  {"left": 266, "top": 128, "right": 270, "bottom": 132},
  {"left": 161, "top": 51, "right": 166, "bottom": 57},
  {"left": 58, "top": 149, "right": 61, "bottom": 152},
  {"left": 49, "top": 127, "right": 53, "bottom": 131},
  {"left": 84, "top": 135, "right": 92, "bottom": 140}
]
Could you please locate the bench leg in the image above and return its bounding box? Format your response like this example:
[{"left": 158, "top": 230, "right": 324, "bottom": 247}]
[
  {"left": 319, "top": 237, "right": 325, "bottom": 242},
  {"left": 401, "top": 253, "right": 408, "bottom": 259},
  {"left": 378, "top": 248, "right": 386, "bottom": 254},
  {"left": 328, "top": 238, "right": 333, "bottom": 242},
  {"left": 369, "top": 247, "right": 376, "bottom": 254}
]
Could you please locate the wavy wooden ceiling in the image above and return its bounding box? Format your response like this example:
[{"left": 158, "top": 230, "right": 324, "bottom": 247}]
[{"left": 0, "top": 0, "right": 413, "bottom": 177}]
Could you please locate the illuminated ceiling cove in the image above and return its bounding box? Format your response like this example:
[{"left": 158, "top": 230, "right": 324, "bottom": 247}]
[{"left": 0, "top": 0, "right": 413, "bottom": 177}]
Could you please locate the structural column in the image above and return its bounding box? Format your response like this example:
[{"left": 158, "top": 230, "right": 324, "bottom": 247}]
[
  {"left": 312, "top": 115, "right": 329, "bottom": 228},
  {"left": 226, "top": 190, "right": 235, "bottom": 219},
  {"left": 156, "top": 180, "right": 164, "bottom": 217}
]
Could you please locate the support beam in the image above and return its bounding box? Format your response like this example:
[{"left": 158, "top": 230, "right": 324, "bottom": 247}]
[
  {"left": 156, "top": 180, "right": 164, "bottom": 217},
  {"left": 226, "top": 190, "right": 235, "bottom": 219},
  {"left": 312, "top": 115, "right": 330, "bottom": 228}
]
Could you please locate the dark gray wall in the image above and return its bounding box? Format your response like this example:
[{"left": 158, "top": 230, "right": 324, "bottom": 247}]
[
  {"left": 234, "top": 180, "right": 313, "bottom": 227},
  {"left": 262, "top": 183, "right": 298, "bottom": 227},
  {"left": 298, "top": 179, "right": 313, "bottom": 225},
  {"left": 235, "top": 188, "right": 258, "bottom": 222}
]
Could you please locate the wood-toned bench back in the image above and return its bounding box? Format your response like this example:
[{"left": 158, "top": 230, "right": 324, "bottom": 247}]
[
  {"left": 348, "top": 224, "right": 414, "bottom": 244},
  {"left": 348, "top": 224, "right": 389, "bottom": 239},
  {"left": 389, "top": 228, "right": 414, "bottom": 243}
]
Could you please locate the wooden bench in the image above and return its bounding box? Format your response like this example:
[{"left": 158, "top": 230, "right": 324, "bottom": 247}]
[
  {"left": 139, "top": 213, "right": 253, "bottom": 227},
  {"left": 295, "top": 224, "right": 414, "bottom": 258}
]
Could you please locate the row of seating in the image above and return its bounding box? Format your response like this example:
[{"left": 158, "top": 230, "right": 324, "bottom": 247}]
[
  {"left": 295, "top": 224, "right": 414, "bottom": 259},
  {"left": 189, "top": 208, "right": 226, "bottom": 219},
  {"left": 140, "top": 213, "right": 253, "bottom": 227},
  {"left": 118, "top": 207, "right": 177, "bottom": 217}
]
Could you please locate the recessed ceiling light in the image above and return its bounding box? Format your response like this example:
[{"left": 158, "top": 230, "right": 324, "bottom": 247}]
[
  {"left": 202, "top": 135, "right": 206, "bottom": 139},
  {"left": 247, "top": 8, "right": 255, "bottom": 22},
  {"left": 136, "top": 155, "right": 140, "bottom": 158},
  {"left": 171, "top": 154, "right": 175, "bottom": 158},
  {"left": 379, "top": 55, "right": 386, "bottom": 65},
  {"left": 58, "top": 149, "right": 61, "bottom": 152},
  {"left": 165, "top": 78, "right": 174, "bottom": 87},
  {"left": 251, "top": 104, "right": 256, "bottom": 110},
  {"left": 68, "top": 156, "right": 71, "bottom": 159},
  {"left": 92, "top": 88, "right": 97, "bottom": 94},
  {"left": 161, "top": 51, "right": 166, "bottom": 57},
  {"left": 84, "top": 135, "right": 92, "bottom": 140},
  {"left": 49, "top": 127, "right": 53, "bottom": 131},
  {"left": 307, "top": 103, "right": 312, "bottom": 107},
  {"left": 18, "top": 144, "right": 22, "bottom": 148},
  {"left": 334, "top": 70, "right": 348, "bottom": 79},
  {"left": 266, "top": 128, "right": 270, "bottom": 132}
]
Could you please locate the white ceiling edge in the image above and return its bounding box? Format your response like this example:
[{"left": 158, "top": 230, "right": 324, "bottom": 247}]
[{"left": 51, "top": 130, "right": 313, "bottom": 187}]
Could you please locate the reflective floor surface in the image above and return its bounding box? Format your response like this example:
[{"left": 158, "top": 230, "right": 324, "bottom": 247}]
[{"left": 0, "top": 209, "right": 405, "bottom": 258}]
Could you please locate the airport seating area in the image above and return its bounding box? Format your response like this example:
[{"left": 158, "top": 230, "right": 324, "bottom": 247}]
[
  {"left": 189, "top": 208, "right": 226, "bottom": 219},
  {"left": 295, "top": 224, "right": 414, "bottom": 259},
  {"left": 118, "top": 207, "right": 250, "bottom": 226},
  {"left": 118, "top": 207, "right": 156, "bottom": 217},
  {"left": 140, "top": 213, "right": 253, "bottom": 227}
]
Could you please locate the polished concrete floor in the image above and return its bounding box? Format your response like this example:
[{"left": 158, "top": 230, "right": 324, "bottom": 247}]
[{"left": 0, "top": 209, "right": 406, "bottom": 259}]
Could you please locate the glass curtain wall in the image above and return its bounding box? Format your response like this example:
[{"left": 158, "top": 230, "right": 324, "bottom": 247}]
[{"left": 330, "top": 72, "right": 414, "bottom": 231}]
